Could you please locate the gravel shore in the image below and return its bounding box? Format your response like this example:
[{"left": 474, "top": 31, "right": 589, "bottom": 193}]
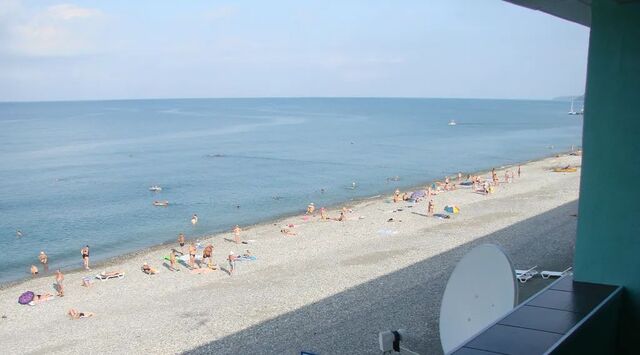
[{"left": 0, "top": 154, "right": 580, "bottom": 354}]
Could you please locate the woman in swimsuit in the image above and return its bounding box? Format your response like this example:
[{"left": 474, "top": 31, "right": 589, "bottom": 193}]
[
  {"left": 68, "top": 308, "right": 94, "bottom": 320},
  {"left": 81, "top": 245, "right": 90, "bottom": 270}
]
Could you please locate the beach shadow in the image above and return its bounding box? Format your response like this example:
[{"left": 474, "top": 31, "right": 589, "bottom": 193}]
[
  {"left": 219, "top": 267, "right": 232, "bottom": 276},
  {"left": 162, "top": 262, "right": 180, "bottom": 272},
  {"left": 185, "top": 200, "right": 579, "bottom": 355},
  {"left": 411, "top": 212, "right": 429, "bottom": 217}
]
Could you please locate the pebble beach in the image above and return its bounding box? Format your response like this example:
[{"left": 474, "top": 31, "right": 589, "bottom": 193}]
[{"left": 0, "top": 154, "right": 581, "bottom": 354}]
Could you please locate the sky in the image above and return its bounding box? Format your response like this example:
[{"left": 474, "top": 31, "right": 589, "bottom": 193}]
[{"left": 0, "top": 0, "right": 590, "bottom": 102}]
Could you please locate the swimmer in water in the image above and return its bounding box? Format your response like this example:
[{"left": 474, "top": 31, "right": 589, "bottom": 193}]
[
  {"left": 16, "top": 230, "right": 23, "bottom": 238},
  {"left": 352, "top": 182, "right": 356, "bottom": 189},
  {"left": 191, "top": 214, "right": 198, "bottom": 226}
]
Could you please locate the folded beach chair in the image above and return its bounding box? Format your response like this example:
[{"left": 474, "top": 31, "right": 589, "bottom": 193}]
[
  {"left": 515, "top": 266, "right": 538, "bottom": 283},
  {"left": 541, "top": 267, "right": 573, "bottom": 279},
  {"left": 95, "top": 272, "right": 125, "bottom": 281}
]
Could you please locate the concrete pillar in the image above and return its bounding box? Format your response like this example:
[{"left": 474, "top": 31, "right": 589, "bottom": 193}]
[{"left": 574, "top": 0, "right": 640, "bottom": 352}]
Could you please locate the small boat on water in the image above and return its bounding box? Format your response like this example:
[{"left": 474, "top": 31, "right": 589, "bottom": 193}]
[
  {"left": 153, "top": 200, "right": 169, "bottom": 207},
  {"left": 149, "top": 185, "right": 162, "bottom": 192},
  {"left": 448, "top": 120, "right": 457, "bottom": 126}
]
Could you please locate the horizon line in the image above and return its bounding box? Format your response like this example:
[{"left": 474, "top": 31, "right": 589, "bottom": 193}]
[{"left": 0, "top": 95, "right": 583, "bottom": 104}]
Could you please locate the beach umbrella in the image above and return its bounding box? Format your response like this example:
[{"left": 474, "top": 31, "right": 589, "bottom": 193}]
[
  {"left": 18, "top": 291, "right": 34, "bottom": 305},
  {"left": 410, "top": 190, "right": 426, "bottom": 200},
  {"left": 444, "top": 205, "right": 460, "bottom": 214}
]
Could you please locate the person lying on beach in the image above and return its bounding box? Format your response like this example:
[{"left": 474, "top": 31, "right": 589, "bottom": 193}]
[
  {"left": 30, "top": 265, "right": 38, "bottom": 277},
  {"left": 281, "top": 228, "right": 297, "bottom": 236},
  {"left": 68, "top": 309, "right": 94, "bottom": 320},
  {"left": 30, "top": 293, "right": 54, "bottom": 305},
  {"left": 81, "top": 277, "right": 92, "bottom": 287},
  {"left": 99, "top": 271, "right": 124, "bottom": 278},
  {"left": 243, "top": 249, "right": 252, "bottom": 257},
  {"left": 141, "top": 263, "right": 158, "bottom": 275}
]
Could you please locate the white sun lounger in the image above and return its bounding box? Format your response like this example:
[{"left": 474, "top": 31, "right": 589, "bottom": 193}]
[
  {"left": 541, "top": 267, "right": 573, "bottom": 279},
  {"left": 95, "top": 272, "right": 125, "bottom": 281},
  {"left": 515, "top": 266, "right": 538, "bottom": 283}
]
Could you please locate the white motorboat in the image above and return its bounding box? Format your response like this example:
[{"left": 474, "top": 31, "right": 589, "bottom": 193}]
[
  {"left": 149, "top": 185, "right": 162, "bottom": 192},
  {"left": 448, "top": 120, "right": 457, "bottom": 126},
  {"left": 153, "top": 200, "right": 169, "bottom": 207}
]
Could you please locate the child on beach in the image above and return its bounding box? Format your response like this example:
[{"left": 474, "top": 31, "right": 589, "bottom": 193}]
[
  {"left": 228, "top": 251, "right": 237, "bottom": 276},
  {"left": 428, "top": 200, "right": 435, "bottom": 216},
  {"left": 169, "top": 250, "right": 178, "bottom": 271},
  {"left": 30, "top": 265, "right": 38, "bottom": 277},
  {"left": 141, "top": 262, "right": 158, "bottom": 275}
]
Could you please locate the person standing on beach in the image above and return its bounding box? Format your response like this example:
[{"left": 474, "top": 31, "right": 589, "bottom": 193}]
[
  {"left": 518, "top": 165, "right": 521, "bottom": 178},
  {"left": 169, "top": 250, "right": 177, "bottom": 271},
  {"left": 320, "top": 207, "right": 327, "bottom": 220},
  {"left": 458, "top": 172, "right": 462, "bottom": 183},
  {"left": 38, "top": 251, "right": 48, "bottom": 271},
  {"left": 188, "top": 243, "right": 197, "bottom": 268},
  {"left": 55, "top": 269, "right": 65, "bottom": 297},
  {"left": 233, "top": 225, "right": 242, "bottom": 244},
  {"left": 81, "top": 245, "right": 90, "bottom": 270},
  {"left": 228, "top": 251, "right": 237, "bottom": 276},
  {"left": 178, "top": 233, "right": 185, "bottom": 253},
  {"left": 428, "top": 200, "right": 435, "bottom": 216},
  {"left": 30, "top": 265, "right": 38, "bottom": 277}
]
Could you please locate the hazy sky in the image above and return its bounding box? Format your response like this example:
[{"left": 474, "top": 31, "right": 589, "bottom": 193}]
[{"left": 0, "top": 0, "right": 590, "bottom": 102}]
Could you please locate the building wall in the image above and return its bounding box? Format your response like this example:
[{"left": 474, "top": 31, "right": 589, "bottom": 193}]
[{"left": 574, "top": 0, "right": 640, "bottom": 352}]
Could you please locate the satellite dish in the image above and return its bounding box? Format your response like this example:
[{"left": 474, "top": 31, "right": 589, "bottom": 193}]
[{"left": 439, "top": 244, "right": 517, "bottom": 354}]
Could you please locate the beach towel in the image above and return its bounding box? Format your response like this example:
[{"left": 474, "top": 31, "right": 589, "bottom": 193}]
[
  {"left": 236, "top": 255, "right": 257, "bottom": 261},
  {"left": 377, "top": 229, "right": 399, "bottom": 236},
  {"left": 433, "top": 213, "right": 450, "bottom": 219}
]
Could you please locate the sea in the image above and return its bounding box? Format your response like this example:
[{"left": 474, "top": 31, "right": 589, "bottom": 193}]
[{"left": 0, "top": 98, "right": 583, "bottom": 284}]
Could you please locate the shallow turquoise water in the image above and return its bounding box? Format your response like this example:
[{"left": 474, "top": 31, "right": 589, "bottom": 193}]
[{"left": 0, "top": 98, "right": 582, "bottom": 283}]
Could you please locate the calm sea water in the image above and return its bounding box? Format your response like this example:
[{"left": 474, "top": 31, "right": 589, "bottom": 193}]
[{"left": 0, "top": 98, "right": 582, "bottom": 283}]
